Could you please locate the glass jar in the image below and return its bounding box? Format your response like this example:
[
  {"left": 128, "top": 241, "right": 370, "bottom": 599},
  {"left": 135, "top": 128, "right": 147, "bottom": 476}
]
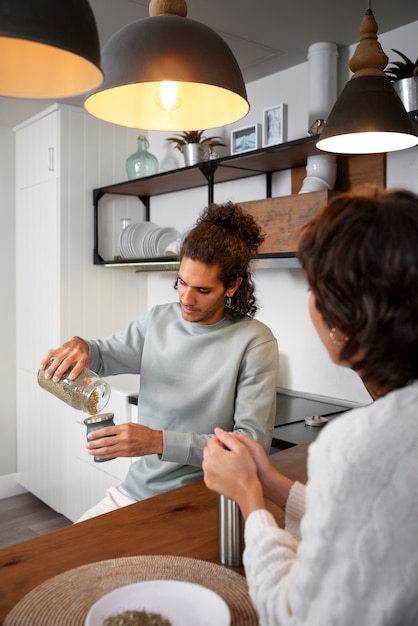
[
  {"left": 126, "top": 136, "right": 159, "bottom": 180},
  {"left": 38, "top": 360, "right": 110, "bottom": 414}
]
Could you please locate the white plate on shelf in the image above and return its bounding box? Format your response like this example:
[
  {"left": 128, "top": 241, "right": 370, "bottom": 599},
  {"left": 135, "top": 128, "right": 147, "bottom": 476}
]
[
  {"left": 85, "top": 579, "right": 231, "bottom": 626},
  {"left": 133, "top": 222, "right": 159, "bottom": 257},
  {"left": 119, "top": 221, "right": 159, "bottom": 258},
  {"left": 155, "top": 227, "right": 181, "bottom": 256}
]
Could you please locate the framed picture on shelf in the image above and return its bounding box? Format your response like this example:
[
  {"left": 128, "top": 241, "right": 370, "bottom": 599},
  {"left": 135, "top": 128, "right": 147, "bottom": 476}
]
[
  {"left": 262, "top": 104, "right": 288, "bottom": 147},
  {"left": 230, "top": 123, "right": 261, "bottom": 155}
]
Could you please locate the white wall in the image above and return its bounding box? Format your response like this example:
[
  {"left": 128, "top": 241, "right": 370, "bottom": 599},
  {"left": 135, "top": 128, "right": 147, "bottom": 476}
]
[{"left": 0, "top": 126, "right": 16, "bottom": 476}]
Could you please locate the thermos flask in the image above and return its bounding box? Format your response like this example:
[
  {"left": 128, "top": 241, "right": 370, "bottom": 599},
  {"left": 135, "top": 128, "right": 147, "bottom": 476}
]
[
  {"left": 83, "top": 413, "right": 116, "bottom": 463},
  {"left": 218, "top": 494, "right": 244, "bottom": 567}
]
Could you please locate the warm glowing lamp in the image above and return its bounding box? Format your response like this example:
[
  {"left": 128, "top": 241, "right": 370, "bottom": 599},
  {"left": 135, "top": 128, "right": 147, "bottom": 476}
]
[
  {"left": 317, "top": 8, "right": 418, "bottom": 154},
  {"left": 0, "top": 0, "right": 103, "bottom": 98},
  {"left": 84, "top": 0, "right": 249, "bottom": 131}
]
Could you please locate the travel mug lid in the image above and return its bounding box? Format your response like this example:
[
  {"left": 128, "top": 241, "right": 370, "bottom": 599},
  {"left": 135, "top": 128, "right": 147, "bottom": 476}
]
[{"left": 83, "top": 412, "right": 114, "bottom": 425}]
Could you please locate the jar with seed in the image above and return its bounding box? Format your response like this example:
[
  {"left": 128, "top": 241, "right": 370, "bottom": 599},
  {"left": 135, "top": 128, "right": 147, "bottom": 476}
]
[{"left": 38, "top": 359, "right": 110, "bottom": 414}]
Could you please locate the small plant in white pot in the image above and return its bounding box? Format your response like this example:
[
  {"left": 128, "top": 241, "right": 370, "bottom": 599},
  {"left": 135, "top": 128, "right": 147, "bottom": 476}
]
[
  {"left": 385, "top": 49, "right": 418, "bottom": 122},
  {"left": 166, "top": 130, "right": 226, "bottom": 166}
]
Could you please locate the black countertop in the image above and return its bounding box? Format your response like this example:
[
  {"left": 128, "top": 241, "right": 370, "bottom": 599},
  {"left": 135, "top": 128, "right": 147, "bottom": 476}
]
[
  {"left": 128, "top": 391, "right": 355, "bottom": 449},
  {"left": 271, "top": 392, "right": 351, "bottom": 449}
]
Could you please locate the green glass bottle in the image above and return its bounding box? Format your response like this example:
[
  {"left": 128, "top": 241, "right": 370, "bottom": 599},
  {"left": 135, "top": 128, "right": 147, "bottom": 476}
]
[{"left": 126, "top": 136, "right": 159, "bottom": 179}]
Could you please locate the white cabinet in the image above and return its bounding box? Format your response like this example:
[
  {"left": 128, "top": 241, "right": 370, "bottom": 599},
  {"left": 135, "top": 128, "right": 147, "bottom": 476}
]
[{"left": 15, "top": 104, "right": 145, "bottom": 521}]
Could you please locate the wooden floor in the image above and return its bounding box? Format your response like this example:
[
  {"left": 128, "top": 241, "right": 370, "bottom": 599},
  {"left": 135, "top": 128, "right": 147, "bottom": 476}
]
[{"left": 0, "top": 492, "right": 72, "bottom": 550}]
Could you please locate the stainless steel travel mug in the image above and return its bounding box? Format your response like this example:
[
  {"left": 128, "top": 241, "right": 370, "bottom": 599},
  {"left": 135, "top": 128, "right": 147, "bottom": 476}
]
[
  {"left": 218, "top": 494, "right": 244, "bottom": 567},
  {"left": 84, "top": 413, "right": 116, "bottom": 463}
]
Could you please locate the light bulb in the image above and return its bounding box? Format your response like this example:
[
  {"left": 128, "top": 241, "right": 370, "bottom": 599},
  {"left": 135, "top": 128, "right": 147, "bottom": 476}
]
[{"left": 155, "top": 81, "right": 183, "bottom": 112}]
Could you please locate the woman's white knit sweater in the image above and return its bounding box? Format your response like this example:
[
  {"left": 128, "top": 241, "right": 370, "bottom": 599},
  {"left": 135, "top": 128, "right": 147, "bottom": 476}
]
[{"left": 244, "top": 382, "right": 418, "bottom": 626}]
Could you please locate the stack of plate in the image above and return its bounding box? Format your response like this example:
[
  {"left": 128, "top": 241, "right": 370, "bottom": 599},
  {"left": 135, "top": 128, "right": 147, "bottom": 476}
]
[{"left": 119, "top": 222, "right": 181, "bottom": 258}]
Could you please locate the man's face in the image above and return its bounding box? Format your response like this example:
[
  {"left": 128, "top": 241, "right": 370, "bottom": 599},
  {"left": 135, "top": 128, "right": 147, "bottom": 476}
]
[{"left": 177, "top": 257, "right": 229, "bottom": 325}]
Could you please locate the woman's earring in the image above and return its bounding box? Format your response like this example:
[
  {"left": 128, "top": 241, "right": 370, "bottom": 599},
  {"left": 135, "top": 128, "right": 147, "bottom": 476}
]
[
  {"left": 226, "top": 296, "right": 232, "bottom": 308},
  {"left": 329, "top": 327, "right": 349, "bottom": 346}
]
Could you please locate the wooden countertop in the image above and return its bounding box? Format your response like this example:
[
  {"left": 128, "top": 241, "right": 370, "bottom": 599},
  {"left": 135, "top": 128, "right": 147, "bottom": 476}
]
[{"left": 0, "top": 443, "right": 309, "bottom": 623}]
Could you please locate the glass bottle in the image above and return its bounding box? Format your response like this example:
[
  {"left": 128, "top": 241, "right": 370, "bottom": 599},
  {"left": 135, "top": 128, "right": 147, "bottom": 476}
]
[
  {"left": 38, "top": 359, "right": 110, "bottom": 414},
  {"left": 126, "top": 136, "right": 159, "bottom": 180}
]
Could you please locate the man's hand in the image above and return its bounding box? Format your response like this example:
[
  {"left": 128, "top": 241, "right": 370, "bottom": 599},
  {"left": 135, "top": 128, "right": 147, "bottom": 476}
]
[
  {"left": 86, "top": 422, "right": 163, "bottom": 460},
  {"left": 39, "top": 337, "right": 90, "bottom": 381}
]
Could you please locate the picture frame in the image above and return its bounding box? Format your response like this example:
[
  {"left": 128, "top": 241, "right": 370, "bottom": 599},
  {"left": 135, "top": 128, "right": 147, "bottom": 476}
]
[
  {"left": 262, "top": 104, "right": 288, "bottom": 147},
  {"left": 230, "top": 123, "right": 261, "bottom": 155}
]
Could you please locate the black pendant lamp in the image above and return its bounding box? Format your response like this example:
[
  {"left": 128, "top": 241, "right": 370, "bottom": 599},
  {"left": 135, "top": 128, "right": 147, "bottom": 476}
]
[
  {"left": 84, "top": 0, "right": 249, "bottom": 131},
  {"left": 0, "top": 0, "right": 103, "bottom": 99},
  {"left": 317, "top": 7, "right": 418, "bottom": 154}
]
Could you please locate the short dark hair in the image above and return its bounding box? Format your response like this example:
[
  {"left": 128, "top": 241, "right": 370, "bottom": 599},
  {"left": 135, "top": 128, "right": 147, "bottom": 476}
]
[
  {"left": 297, "top": 187, "right": 418, "bottom": 392},
  {"left": 179, "top": 202, "right": 265, "bottom": 318}
]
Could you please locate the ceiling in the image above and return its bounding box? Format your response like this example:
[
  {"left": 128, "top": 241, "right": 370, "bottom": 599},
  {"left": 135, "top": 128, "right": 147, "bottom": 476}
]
[{"left": 1, "top": 0, "right": 417, "bottom": 128}]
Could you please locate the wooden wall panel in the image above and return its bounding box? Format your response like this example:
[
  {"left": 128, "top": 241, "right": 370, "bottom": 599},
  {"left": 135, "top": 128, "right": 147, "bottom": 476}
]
[
  {"left": 335, "top": 153, "right": 386, "bottom": 190},
  {"left": 239, "top": 190, "right": 333, "bottom": 253},
  {"left": 244, "top": 153, "right": 386, "bottom": 254}
]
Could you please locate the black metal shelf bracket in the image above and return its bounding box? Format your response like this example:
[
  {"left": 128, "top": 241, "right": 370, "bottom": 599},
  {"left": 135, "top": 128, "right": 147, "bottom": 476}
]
[{"left": 198, "top": 159, "right": 219, "bottom": 204}]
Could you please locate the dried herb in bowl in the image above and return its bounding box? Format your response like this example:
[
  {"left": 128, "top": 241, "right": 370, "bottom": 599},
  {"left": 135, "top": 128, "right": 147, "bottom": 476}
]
[{"left": 103, "top": 610, "right": 172, "bottom": 625}]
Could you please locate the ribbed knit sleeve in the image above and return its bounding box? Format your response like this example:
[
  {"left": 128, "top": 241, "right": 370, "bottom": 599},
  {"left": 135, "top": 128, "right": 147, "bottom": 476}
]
[
  {"left": 244, "top": 509, "right": 299, "bottom": 626},
  {"left": 284, "top": 481, "right": 306, "bottom": 541}
]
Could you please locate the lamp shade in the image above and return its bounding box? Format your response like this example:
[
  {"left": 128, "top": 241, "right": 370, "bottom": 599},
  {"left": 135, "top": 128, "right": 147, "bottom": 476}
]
[
  {"left": 316, "top": 75, "right": 418, "bottom": 154},
  {"left": 0, "top": 0, "right": 103, "bottom": 98},
  {"left": 316, "top": 8, "right": 418, "bottom": 155},
  {"left": 84, "top": 14, "right": 249, "bottom": 131}
]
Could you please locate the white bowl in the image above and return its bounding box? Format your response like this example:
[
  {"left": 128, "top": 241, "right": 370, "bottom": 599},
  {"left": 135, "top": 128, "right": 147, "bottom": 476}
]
[{"left": 85, "top": 580, "right": 231, "bottom": 626}]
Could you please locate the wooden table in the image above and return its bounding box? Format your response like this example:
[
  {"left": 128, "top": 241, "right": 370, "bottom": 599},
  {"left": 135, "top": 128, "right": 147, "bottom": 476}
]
[{"left": 0, "top": 443, "right": 309, "bottom": 623}]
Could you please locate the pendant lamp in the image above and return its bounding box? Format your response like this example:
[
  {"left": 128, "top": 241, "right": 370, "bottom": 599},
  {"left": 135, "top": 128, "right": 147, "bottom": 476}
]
[
  {"left": 84, "top": 0, "right": 249, "bottom": 131},
  {"left": 317, "top": 7, "right": 418, "bottom": 154},
  {"left": 0, "top": 0, "right": 103, "bottom": 98}
]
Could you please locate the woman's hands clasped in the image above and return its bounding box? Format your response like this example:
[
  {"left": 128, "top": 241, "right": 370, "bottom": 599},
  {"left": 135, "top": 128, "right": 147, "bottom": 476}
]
[
  {"left": 203, "top": 428, "right": 266, "bottom": 519},
  {"left": 203, "top": 427, "right": 295, "bottom": 519}
]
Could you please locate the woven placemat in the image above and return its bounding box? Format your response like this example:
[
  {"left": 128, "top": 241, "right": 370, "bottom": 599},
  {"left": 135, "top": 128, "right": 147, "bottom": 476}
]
[{"left": 4, "top": 555, "right": 259, "bottom": 626}]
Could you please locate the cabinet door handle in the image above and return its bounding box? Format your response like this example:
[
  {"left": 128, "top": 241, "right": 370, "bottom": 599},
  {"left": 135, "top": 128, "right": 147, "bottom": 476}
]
[{"left": 48, "top": 147, "right": 54, "bottom": 171}]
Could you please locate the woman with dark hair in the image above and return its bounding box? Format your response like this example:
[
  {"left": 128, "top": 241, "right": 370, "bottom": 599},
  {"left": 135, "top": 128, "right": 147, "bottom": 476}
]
[
  {"left": 203, "top": 188, "right": 418, "bottom": 625},
  {"left": 40, "top": 202, "right": 278, "bottom": 521}
]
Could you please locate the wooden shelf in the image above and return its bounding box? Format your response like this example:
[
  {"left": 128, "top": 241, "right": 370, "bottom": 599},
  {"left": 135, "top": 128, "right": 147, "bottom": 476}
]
[
  {"left": 93, "top": 138, "right": 386, "bottom": 268},
  {"left": 94, "top": 135, "right": 321, "bottom": 199}
]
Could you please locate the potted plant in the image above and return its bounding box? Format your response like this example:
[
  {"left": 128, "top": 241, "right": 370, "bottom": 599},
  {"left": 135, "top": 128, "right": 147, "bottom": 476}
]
[
  {"left": 385, "top": 49, "right": 418, "bottom": 122},
  {"left": 166, "top": 130, "right": 226, "bottom": 166}
]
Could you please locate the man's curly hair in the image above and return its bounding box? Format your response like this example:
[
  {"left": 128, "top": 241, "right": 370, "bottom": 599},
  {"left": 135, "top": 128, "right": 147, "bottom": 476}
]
[{"left": 178, "top": 202, "right": 265, "bottom": 319}]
